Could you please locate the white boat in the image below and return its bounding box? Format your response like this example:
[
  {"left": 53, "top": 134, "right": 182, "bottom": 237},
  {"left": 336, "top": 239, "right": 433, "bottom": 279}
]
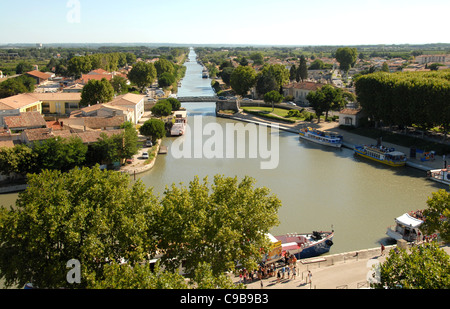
[
  {"left": 427, "top": 167, "right": 450, "bottom": 185},
  {"left": 299, "top": 127, "right": 343, "bottom": 148},
  {"left": 386, "top": 213, "right": 424, "bottom": 242},
  {"left": 170, "top": 110, "right": 187, "bottom": 136}
]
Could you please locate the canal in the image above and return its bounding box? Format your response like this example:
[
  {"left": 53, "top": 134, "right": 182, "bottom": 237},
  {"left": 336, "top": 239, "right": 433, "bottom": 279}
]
[
  {"left": 0, "top": 48, "right": 447, "bottom": 257},
  {"left": 137, "top": 48, "right": 446, "bottom": 254}
]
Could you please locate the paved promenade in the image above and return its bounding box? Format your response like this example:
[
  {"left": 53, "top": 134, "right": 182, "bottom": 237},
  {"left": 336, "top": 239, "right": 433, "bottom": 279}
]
[{"left": 238, "top": 244, "right": 450, "bottom": 289}]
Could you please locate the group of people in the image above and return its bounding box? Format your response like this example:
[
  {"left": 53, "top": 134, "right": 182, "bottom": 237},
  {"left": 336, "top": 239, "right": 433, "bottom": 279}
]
[{"left": 238, "top": 252, "right": 300, "bottom": 285}]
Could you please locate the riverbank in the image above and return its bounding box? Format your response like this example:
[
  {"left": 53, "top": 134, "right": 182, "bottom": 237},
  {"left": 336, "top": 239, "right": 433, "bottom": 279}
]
[
  {"left": 219, "top": 111, "right": 446, "bottom": 172},
  {"left": 237, "top": 243, "right": 450, "bottom": 289}
]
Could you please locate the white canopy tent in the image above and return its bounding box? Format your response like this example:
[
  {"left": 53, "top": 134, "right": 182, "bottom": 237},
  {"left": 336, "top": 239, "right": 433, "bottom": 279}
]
[{"left": 395, "top": 213, "right": 423, "bottom": 228}]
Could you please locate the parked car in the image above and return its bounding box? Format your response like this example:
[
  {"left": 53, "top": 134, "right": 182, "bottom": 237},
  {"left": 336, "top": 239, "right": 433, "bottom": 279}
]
[
  {"left": 142, "top": 152, "right": 149, "bottom": 159},
  {"left": 286, "top": 102, "right": 296, "bottom": 106},
  {"left": 146, "top": 140, "right": 153, "bottom": 147}
]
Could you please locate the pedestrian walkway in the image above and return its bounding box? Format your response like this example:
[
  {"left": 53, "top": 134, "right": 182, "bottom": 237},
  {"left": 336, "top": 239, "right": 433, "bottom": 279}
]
[{"left": 237, "top": 244, "right": 450, "bottom": 289}]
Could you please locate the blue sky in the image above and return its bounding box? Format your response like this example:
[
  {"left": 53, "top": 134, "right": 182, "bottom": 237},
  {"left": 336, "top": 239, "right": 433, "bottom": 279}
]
[{"left": 0, "top": 0, "right": 448, "bottom": 46}]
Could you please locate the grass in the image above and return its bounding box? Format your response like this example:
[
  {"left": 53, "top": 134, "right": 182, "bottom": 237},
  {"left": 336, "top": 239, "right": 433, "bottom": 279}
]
[{"left": 241, "top": 106, "right": 301, "bottom": 123}]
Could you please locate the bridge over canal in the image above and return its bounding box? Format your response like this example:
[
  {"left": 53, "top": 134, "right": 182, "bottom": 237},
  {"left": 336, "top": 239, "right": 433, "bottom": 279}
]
[{"left": 177, "top": 96, "right": 219, "bottom": 102}]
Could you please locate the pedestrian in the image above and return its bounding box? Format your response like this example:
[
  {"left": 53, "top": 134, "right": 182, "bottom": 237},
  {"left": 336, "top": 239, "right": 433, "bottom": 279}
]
[
  {"left": 277, "top": 270, "right": 281, "bottom": 283},
  {"left": 287, "top": 265, "right": 291, "bottom": 279},
  {"left": 293, "top": 265, "right": 296, "bottom": 280},
  {"left": 381, "top": 243, "right": 385, "bottom": 256},
  {"left": 307, "top": 270, "right": 312, "bottom": 285}
]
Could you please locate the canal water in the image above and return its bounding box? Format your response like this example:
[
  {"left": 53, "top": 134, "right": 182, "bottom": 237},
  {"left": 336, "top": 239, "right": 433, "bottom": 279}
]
[
  {"left": 137, "top": 48, "right": 446, "bottom": 254},
  {"left": 1, "top": 48, "right": 447, "bottom": 257}
]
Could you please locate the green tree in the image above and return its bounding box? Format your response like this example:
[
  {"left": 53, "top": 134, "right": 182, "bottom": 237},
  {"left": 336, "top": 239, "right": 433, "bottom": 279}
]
[
  {"left": 256, "top": 71, "right": 278, "bottom": 98},
  {"left": 307, "top": 85, "right": 344, "bottom": 123},
  {"left": 260, "top": 64, "right": 290, "bottom": 90},
  {"left": 87, "top": 133, "right": 120, "bottom": 165},
  {"left": 154, "top": 58, "right": 174, "bottom": 77},
  {"left": 0, "top": 145, "right": 37, "bottom": 177},
  {"left": 372, "top": 242, "right": 450, "bottom": 289},
  {"left": 289, "top": 64, "right": 297, "bottom": 82},
  {"left": 381, "top": 62, "right": 390, "bottom": 72},
  {"left": 139, "top": 119, "right": 166, "bottom": 143},
  {"left": 110, "top": 76, "right": 129, "bottom": 94},
  {"left": 158, "top": 72, "right": 176, "bottom": 88},
  {"left": 0, "top": 167, "right": 159, "bottom": 289},
  {"left": 264, "top": 90, "right": 284, "bottom": 112},
  {"left": 0, "top": 75, "right": 36, "bottom": 98},
  {"left": 230, "top": 65, "right": 257, "bottom": 97},
  {"left": 127, "top": 61, "right": 157, "bottom": 92},
  {"left": 67, "top": 56, "right": 92, "bottom": 79},
  {"left": 151, "top": 101, "right": 172, "bottom": 117},
  {"left": 297, "top": 55, "right": 308, "bottom": 82},
  {"left": 80, "top": 78, "right": 115, "bottom": 107},
  {"left": 335, "top": 47, "right": 358, "bottom": 76},
  {"left": 421, "top": 189, "right": 450, "bottom": 243},
  {"left": 32, "top": 137, "right": 87, "bottom": 173},
  {"left": 220, "top": 66, "right": 235, "bottom": 87},
  {"left": 164, "top": 97, "right": 181, "bottom": 111},
  {"left": 249, "top": 52, "right": 264, "bottom": 65},
  {"left": 154, "top": 175, "right": 281, "bottom": 276},
  {"left": 15, "top": 62, "right": 33, "bottom": 74},
  {"left": 88, "top": 262, "right": 189, "bottom": 289}
]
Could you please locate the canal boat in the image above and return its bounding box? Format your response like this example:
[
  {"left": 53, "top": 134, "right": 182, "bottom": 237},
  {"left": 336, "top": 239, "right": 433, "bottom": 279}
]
[
  {"left": 266, "top": 230, "right": 334, "bottom": 262},
  {"left": 353, "top": 144, "right": 407, "bottom": 167},
  {"left": 170, "top": 110, "right": 187, "bottom": 136},
  {"left": 386, "top": 210, "right": 442, "bottom": 244},
  {"left": 299, "top": 127, "right": 343, "bottom": 148},
  {"left": 426, "top": 167, "right": 450, "bottom": 185},
  {"left": 386, "top": 212, "right": 424, "bottom": 242}
]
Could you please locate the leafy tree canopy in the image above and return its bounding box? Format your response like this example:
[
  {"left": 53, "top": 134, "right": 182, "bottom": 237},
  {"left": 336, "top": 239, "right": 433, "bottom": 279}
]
[
  {"left": 230, "top": 65, "right": 257, "bottom": 96},
  {"left": 372, "top": 242, "right": 450, "bottom": 289},
  {"left": 139, "top": 118, "right": 166, "bottom": 143},
  {"left": 80, "top": 78, "right": 114, "bottom": 107},
  {"left": 127, "top": 61, "right": 157, "bottom": 92}
]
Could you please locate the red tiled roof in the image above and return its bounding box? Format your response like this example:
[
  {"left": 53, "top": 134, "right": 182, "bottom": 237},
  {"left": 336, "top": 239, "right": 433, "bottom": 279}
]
[
  {"left": 79, "top": 74, "right": 112, "bottom": 84},
  {"left": 26, "top": 70, "right": 52, "bottom": 80},
  {"left": 284, "top": 82, "right": 325, "bottom": 91},
  {"left": 4, "top": 112, "right": 47, "bottom": 130}
]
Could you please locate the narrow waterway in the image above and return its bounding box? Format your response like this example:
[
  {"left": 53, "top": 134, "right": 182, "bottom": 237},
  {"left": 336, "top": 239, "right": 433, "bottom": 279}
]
[
  {"left": 137, "top": 48, "right": 447, "bottom": 254},
  {"left": 0, "top": 48, "right": 447, "bottom": 257}
]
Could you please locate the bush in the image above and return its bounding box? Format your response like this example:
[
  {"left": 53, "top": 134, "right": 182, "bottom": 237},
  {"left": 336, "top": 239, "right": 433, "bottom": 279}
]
[
  {"left": 287, "top": 110, "right": 301, "bottom": 117},
  {"left": 151, "top": 101, "right": 172, "bottom": 117}
]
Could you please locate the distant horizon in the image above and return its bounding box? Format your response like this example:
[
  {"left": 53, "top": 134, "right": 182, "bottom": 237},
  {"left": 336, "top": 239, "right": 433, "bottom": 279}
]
[
  {"left": 1, "top": 0, "right": 449, "bottom": 47},
  {"left": 2, "top": 42, "right": 450, "bottom": 48}
]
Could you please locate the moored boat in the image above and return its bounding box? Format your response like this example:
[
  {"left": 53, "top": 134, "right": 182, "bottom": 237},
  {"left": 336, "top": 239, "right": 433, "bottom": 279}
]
[
  {"left": 386, "top": 210, "right": 440, "bottom": 243},
  {"left": 353, "top": 144, "right": 407, "bottom": 167},
  {"left": 427, "top": 167, "right": 450, "bottom": 185},
  {"left": 299, "top": 127, "right": 343, "bottom": 148},
  {"left": 265, "top": 230, "right": 334, "bottom": 262},
  {"left": 170, "top": 110, "right": 187, "bottom": 136}
]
